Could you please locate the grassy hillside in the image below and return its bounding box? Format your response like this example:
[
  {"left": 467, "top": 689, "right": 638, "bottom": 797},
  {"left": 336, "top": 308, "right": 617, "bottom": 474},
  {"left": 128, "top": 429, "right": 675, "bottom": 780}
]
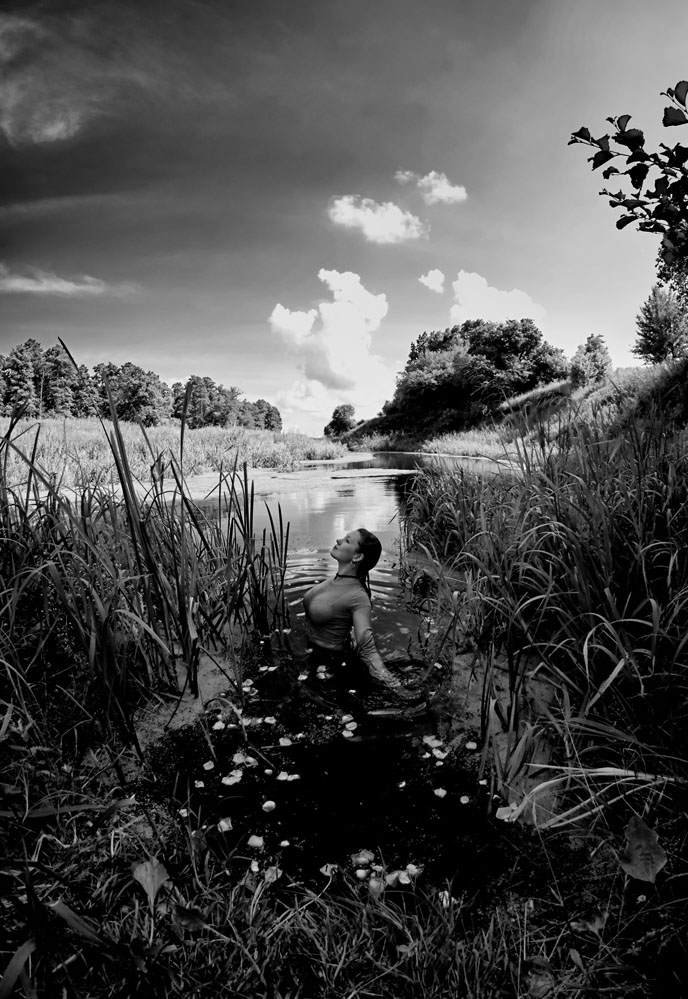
[{"left": 345, "top": 360, "right": 688, "bottom": 455}]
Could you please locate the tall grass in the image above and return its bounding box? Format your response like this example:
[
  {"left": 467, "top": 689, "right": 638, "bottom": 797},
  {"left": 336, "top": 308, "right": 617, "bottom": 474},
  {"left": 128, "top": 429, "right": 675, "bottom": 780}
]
[
  {"left": 0, "top": 409, "right": 291, "bottom": 758},
  {"left": 0, "top": 417, "right": 348, "bottom": 488},
  {"left": 402, "top": 412, "right": 688, "bottom": 822}
]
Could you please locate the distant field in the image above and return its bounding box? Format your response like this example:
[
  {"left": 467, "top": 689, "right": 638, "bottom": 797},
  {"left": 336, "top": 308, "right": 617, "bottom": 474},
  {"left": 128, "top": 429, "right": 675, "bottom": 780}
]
[{"left": 0, "top": 417, "right": 348, "bottom": 488}]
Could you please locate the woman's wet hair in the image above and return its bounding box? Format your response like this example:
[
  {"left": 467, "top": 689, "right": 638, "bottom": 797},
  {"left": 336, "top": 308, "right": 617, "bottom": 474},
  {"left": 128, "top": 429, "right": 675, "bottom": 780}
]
[{"left": 354, "top": 527, "right": 382, "bottom": 599}]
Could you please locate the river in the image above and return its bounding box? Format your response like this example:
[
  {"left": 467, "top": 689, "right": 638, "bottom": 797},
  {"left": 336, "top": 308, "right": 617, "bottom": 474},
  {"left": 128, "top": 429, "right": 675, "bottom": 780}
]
[{"left": 195, "top": 450, "right": 492, "bottom": 659}]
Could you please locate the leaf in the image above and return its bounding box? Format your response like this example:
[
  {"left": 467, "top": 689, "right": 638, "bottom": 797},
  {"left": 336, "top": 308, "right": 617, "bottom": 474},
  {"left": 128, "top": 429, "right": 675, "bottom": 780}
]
[
  {"left": 174, "top": 904, "right": 206, "bottom": 932},
  {"left": 49, "top": 900, "right": 104, "bottom": 944},
  {"left": 615, "top": 128, "right": 645, "bottom": 151},
  {"left": 132, "top": 858, "right": 170, "bottom": 909},
  {"left": 616, "top": 215, "right": 638, "bottom": 230},
  {"left": 626, "top": 163, "right": 649, "bottom": 189},
  {"left": 675, "top": 81, "right": 688, "bottom": 107},
  {"left": 589, "top": 149, "right": 615, "bottom": 170},
  {"left": 626, "top": 147, "right": 650, "bottom": 163},
  {"left": 568, "top": 126, "right": 592, "bottom": 145},
  {"left": 618, "top": 815, "right": 667, "bottom": 883},
  {"left": 0, "top": 940, "right": 37, "bottom": 999},
  {"left": 616, "top": 114, "right": 632, "bottom": 131},
  {"left": 663, "top": 107, "right": 688, "bottom": 127},
  {"left": 602, "top": 166, "right": 620, "bottom": 179}
]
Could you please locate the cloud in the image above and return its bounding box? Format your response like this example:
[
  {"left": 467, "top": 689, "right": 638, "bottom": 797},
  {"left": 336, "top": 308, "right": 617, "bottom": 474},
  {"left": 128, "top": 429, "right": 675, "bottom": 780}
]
[
  {"left": 449, "top": 270, "right": 546, "bottom": 325},
  {"left": 0, "top": 264, "right": 138, "bottom": 297},
  {"left": 327, "top": 195, "right": 428, "bottom": 244},
  {"left": 419, "top": 268, "right": 445, "bottom": 294},
  {"left": 395, "top": 169, "right": 467, "bottom": 205},
  {"left": 269, "top": 269, "right": 396, "bottom": 434}
]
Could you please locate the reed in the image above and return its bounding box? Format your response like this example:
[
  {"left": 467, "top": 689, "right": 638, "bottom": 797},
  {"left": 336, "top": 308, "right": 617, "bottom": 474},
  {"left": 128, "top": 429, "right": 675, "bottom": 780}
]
[{"left": 402, "top": 410, "right": 688, "bottom": 820}]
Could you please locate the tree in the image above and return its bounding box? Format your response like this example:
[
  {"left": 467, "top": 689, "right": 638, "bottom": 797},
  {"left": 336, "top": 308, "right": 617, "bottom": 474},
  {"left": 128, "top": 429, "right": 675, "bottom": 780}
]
[
  {"left": 570, "top": 334, "right": 612, "bottom": 389},
  {"left": 324, "top": 404, "right": 356, "bottom": 438},
  {"left": 569, "top": 79, "right": 688, "bottom": 295},
  {"left": 633, "top": 284, "right": 688, "bottom": 364},
  {"left": 94, "top": 362, "right": 171, "bottom": 425},
  {"left": 2, "top": 341, "right": 40, "bottom": 415}
]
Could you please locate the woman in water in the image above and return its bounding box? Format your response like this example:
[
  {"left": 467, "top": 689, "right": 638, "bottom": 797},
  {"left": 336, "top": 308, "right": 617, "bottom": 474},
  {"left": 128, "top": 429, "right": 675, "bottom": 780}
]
[{"left": 302, "top": 526, "right": 419, "bottom": 702}]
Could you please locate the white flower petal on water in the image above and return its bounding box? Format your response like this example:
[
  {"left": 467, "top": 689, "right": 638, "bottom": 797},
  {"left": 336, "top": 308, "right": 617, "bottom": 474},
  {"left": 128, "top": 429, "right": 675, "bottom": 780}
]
[
  {"left": 232, "top": 752, "right": 247, "bottom": 764},
  {"left": 344, "top": 721, "right": 358, "bottom": 731},
  {"left": 245, "top": 756, "right": 258, "bottom": 768},
  {"left": 222, "top": 770, "right": 243, "bottom": 785},
  {"left": 262, "top": 800, "right": 276, "bottom": 812},
  {"left": 264, "top": 865, "right": 282, "bottom": 883},
  {"left": 435, "top": 761, "right": 444, "bottom": 767},
  {"left": 212, "top": 720, "right": 226, "bottom": 731},
  {"left": 264, "top": 716, "right": 277, "bottom": 725},
  {"left": 460, "top": 795, "right": 470, "bottom": 805},
  {"left": 202, "top": 760, "right": 215, "bottom": 771},
  {"left": 478, "top": 779, "right": 488, "bottom": 786},
  {"left": 217, "top": 817, "right": 233, "bottom": 832},
  {"left": 351, "top": 849, "right": 375, "bottom": 866},
  {"left": 423, "top": 735, "right": 443, "bottom": 749},
  {"left": 247, "top": 834, "right": 265, "bottom": 849},
  {"left": 434, "top": 788, "right": 447, "bottom": 799},
  {"left": 341, "top": 714, "right": 354, "bottom": 724},
  {"left": 405, "top": 863, "right": 421, "bottom": 877},
  {"left": 259, "top": 665, "right": 269, "bottom": 672},
  {"left": 264, "top": 769, "right": 274, "bottom": 776},
  {"left": 279, "top": 839, "right": 290, "bottom": 847},
  {"left": 279, "top": 737, "right": 293, "bottom": 746},
  {"left": 178, "top": 807, "right": 189, "bottom": 817},
  {"left": 398, "top": 781, "right": 406, "bottom": 789},
  {"left": 355, "top": 868, "right": 369, "bottom": 880},
  {"left": 465, "top": 741, "right": 478, "bottom": 751},
  {"left": 287, "top": 773, "right": 300, "bottom": 781},
  {"left": 250, "top": 859, "right": 260, "bottom": 872},
  {"left": 194, "top": 780, "right": 205, "bottom": 788},
  {"left": 277, "top": 771, "right": 289, "bottom": 781},
  {"left": 368, "top": 877, "right": 385, "bottom": 898},
  {"left": 342, "top": 730, "right": 354, "bottom": 739},
  {"left": 298, "top": 673, "right": 308, "bottom": 682},
  {"left": 495, "top": 803, "right": 520, "bottom": 822},
  {"left": 398, "top": 870, "right": 411, "bottom": 884},
  {"left": 432, "top": 748, "right": 448, "bottom": 759}
]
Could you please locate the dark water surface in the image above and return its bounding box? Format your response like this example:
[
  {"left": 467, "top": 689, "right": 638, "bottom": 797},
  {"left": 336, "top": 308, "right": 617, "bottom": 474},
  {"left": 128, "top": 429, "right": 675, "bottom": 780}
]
[{"left": 154, "top": 453, "right": 512, "bottom": 890}]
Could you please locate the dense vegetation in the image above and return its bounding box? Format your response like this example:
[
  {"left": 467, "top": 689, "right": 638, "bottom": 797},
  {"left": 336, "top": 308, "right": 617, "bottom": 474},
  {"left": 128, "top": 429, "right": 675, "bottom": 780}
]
[
  {"left": 0, "top": 339, "right": 281, "bottom": 430},
  {"left": 3, "top": 75, "right": 688, "bottom": 999}
]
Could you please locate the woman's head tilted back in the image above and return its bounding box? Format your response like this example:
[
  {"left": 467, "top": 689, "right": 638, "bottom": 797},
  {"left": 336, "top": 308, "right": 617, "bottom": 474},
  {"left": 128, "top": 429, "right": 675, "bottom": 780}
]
[{"left": 353, "top": 527, "right": 382, "bottom": 580}]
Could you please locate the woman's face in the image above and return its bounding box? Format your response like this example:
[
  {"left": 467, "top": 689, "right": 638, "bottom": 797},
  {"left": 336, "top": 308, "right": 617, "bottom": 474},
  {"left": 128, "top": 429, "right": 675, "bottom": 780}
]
[{"left": 331, "top": 530, "right": 362, "bottom": 563}]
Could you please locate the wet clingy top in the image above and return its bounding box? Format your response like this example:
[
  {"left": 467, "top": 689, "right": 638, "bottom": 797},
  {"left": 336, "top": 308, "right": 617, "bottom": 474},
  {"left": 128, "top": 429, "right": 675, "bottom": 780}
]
[{"left": 302, "top": 577, "right": 370, "bottom": 650}]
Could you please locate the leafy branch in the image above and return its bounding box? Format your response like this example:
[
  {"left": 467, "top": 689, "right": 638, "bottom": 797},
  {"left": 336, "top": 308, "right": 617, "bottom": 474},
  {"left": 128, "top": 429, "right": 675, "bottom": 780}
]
[{"left": 569, "top": 80, "right": 688, "bottom": 285}]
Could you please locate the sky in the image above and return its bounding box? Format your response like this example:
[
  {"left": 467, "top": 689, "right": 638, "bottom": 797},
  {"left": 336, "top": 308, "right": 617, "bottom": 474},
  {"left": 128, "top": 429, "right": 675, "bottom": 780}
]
[{"left": 2, "top": 0, "right": 688, "bottom": 436}]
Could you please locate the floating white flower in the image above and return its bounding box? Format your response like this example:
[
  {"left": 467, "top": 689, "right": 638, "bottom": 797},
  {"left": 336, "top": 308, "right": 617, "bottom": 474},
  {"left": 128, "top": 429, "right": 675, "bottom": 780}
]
[
  {"left": 264, "top": 716, "right": 277, "bottom": 725},
  {"left": 250, "top": 859, "right": 260, "bottom": 872},
  {"left": 465, "top": 741, "right": 478, "bottom": 751},
  {"left": 460, "top": 795, "right": 470, "bottom": 805},
  {"left": 355, "top": 869, "right": 369, "bottom": 880},
  {"left": 178, "top": 807, "right": 189, "bottom": 817},
  {"left": 194, "top": 780, "right": 205, "bottom": 788},
  {"left": 279, "top": 839, "right": 290, "bottom": 847},
  {"left": 217, "top": 817, "right": 233, "bottom": 832},
  {"left": 247, "top": 834, "right": 265, "bottom": 849},
  {"left": 434, "top": 788, "right": 447, "bottom": 799},
  {"left": 262, "top": 800, "right": 276, "bottom": 812},
  {"left": 202, "top": 760, "right": 215, "bottom": 771},
  {"left": 351, "top": 849, "right": 375, "bottom": 866},
  {"left": 212, "top": 720, "right": 226, "bottom": 731},
  {"left": 342, "top": 730, "right": 354, "bottom": 739},
  {"left": 279, "top": 737, "right": 293, "bottom": 746},
  {"left": 222, "top": 770, "right": 243, "bottom": 785}
]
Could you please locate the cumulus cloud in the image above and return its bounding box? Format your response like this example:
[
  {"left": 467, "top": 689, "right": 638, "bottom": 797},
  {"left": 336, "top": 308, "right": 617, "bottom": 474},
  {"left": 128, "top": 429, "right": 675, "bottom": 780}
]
[
  {"left": 449, "top": 271, "right": 546, "bottom": 325},
  {"left": 395, "top": 169, "right": 467, "bottom": 205},
  {"left": 269, "top": 269, "right": 397, "bottom": 434},
  {"left": 0, "top": 264, "right": 138, "bottom": 297},
  {"left": 419, "top": 268, "right": 445, "bottom": 294},
  {"left": 328, "top": 195, "right": 427, "bottom": 244}
]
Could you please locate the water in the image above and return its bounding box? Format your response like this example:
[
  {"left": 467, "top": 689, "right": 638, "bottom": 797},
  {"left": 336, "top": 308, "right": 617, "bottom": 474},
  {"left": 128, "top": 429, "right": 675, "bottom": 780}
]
[{"left": 152, "top": 452, "right": 505, "bottom": 888}]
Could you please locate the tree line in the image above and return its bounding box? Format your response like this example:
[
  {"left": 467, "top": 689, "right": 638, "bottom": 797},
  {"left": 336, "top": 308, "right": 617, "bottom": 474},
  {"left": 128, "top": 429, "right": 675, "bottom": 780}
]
[{"left": 0, "top": 339, "right": 282, "bottom": 430}]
